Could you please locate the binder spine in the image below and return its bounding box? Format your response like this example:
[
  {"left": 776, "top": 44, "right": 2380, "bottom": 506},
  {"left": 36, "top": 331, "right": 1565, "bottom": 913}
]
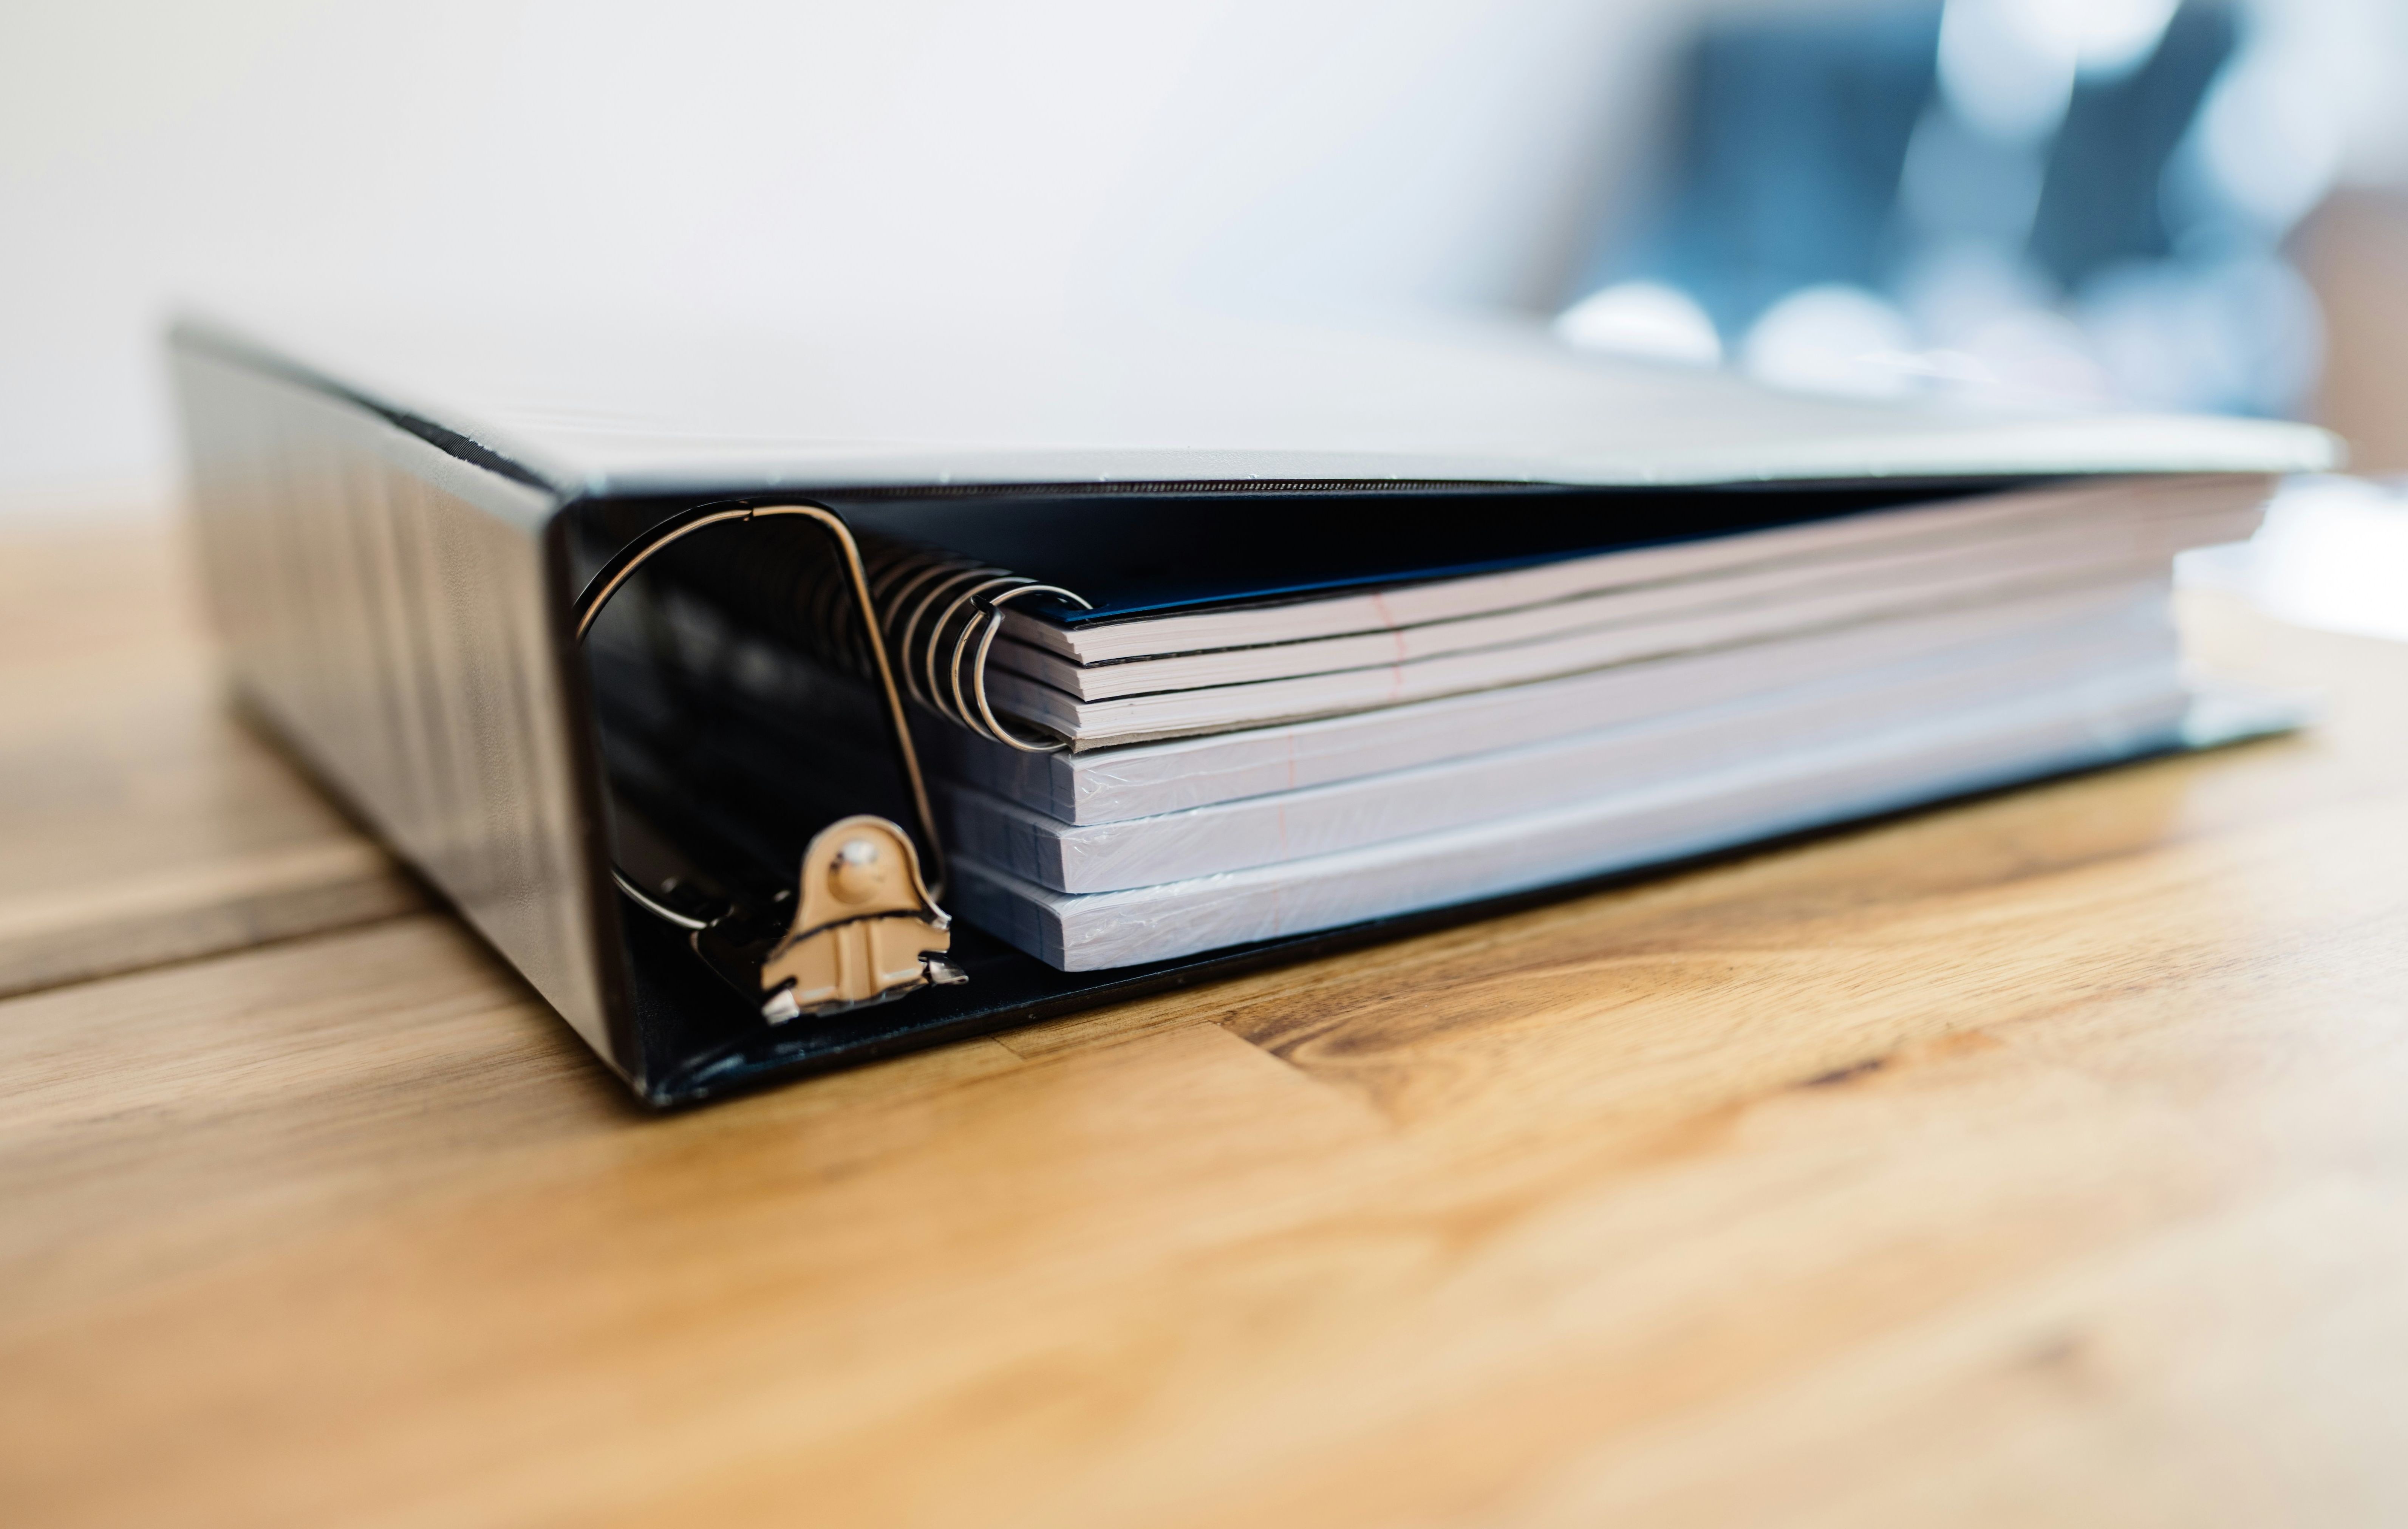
[{"left": 170, "top": 337, "right": 630, "bottom": 1079}]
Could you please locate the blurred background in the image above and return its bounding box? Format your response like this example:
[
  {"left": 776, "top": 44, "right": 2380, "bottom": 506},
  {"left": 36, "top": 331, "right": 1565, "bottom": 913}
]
[{"left": 6, "top": 0, "right": 2408, "bottom": 531}]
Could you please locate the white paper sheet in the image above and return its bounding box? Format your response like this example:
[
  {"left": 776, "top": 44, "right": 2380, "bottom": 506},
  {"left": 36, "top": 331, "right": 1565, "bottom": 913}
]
[
  {"left": 944, "top": 627, "right": 2179, "bottom": 892},
  {"left": 953, "top": 675, "right": 2192, "bottom": 970},
  {"left": 933, "top": 577, "right": 2177, "bottom": 823}
]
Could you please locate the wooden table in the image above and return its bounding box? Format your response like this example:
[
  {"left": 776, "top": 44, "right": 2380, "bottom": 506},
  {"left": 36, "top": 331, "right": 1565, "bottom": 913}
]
[{"left": 6, "top": 520, "right": 2406, "bottom": 1528}]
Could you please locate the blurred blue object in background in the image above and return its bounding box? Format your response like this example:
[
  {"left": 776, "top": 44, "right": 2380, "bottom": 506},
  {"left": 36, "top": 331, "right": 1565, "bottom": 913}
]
[
  {"left": 1585, "top": 5, "right": 1941, "bottom": 345},
  {"left": 1560, "top": 0, "right": 2334, "bottom": 419}
]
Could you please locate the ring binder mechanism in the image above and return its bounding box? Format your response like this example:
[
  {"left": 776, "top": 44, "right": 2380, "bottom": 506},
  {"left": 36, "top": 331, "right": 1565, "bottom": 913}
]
[
  {"left": 864, "top": 540, "right": 1092, "bottom": 754},
  {"left": 691, "top": 528, "right": 1095, "bottom": 753},
  {"left": 572, "top": 502, "right": 964, "bottom": 1023}
]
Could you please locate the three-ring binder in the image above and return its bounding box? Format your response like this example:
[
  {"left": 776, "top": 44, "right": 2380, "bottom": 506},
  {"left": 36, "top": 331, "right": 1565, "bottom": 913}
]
[{"left": 168, "top": 307, "right": 2334, "bottom": 1108}]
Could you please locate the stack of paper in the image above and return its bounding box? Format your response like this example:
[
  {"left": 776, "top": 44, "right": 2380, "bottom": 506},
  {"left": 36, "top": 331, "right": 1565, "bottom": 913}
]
[{"left": 924, "top": 474, "right": 2264, "bottom": 969}]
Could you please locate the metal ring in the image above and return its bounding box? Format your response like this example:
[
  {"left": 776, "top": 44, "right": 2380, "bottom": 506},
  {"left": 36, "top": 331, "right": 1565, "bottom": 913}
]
[
  {"left": 857, "top": 554, "right": 945, "bottom": 686},
  {"left": 609, "top": 869, "right": 713, "bottom": 932},
  {"left": 899, "top": 565, "right": 1007, "bottom": 712},
  {"left": 969, "top": 584, "right": 1092, "bottom": 751},
  {"left": 917, "top": 573, "right": 1020, "bottom": 725},
  {"left": 575, "top": 507, "right": 755, "bottom": 643},
  {"left": 571, "top": 501, "right": 950, "bottom": 929},
  {"left": 948, "top": 583, "right": 1030, "bottom": 741},
  {"left": 936, "top": 576, "right": 1035, "bottom": 737},
  {"left": 870, "top": 557, "right": 962, "bottom": 683}
]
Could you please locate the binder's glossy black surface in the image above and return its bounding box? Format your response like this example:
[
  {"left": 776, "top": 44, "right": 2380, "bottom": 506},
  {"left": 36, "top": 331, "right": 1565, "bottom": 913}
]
[{"left": 169, "top": 319, "right": 2254, "bottom": 1108}]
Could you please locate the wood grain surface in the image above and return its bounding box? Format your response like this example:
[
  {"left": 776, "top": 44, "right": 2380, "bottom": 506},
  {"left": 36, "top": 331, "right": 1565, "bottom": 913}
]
[
  {"left": 3, "top": 520, "right": 2406, "bottom": 1528},
  {"left": 0, "top": 519, "right": 420, "bottom": 998}
]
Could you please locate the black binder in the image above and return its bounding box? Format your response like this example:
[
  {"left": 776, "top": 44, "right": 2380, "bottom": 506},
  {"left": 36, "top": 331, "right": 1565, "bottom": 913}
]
[{"left": 168, "top": 310, "right": 2331, "bottom": 1106}]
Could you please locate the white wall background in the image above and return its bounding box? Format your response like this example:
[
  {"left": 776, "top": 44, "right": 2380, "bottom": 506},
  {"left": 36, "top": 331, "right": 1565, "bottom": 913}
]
[
  {"left": 0, "top": 0, "right": 1717, "bottom": 515},
  {"left": 3, "top": 0, "right": 2401, "bottom": 518}
]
